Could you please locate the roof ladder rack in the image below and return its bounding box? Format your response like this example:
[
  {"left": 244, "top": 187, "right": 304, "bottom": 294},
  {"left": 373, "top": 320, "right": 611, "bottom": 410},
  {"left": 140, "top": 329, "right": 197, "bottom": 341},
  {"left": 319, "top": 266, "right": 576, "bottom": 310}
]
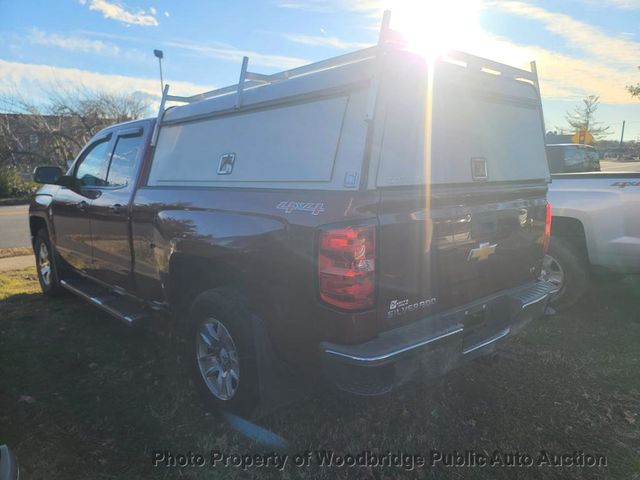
[
  {"left": 150, "top": 11, "right": 391, "bottom": 147},
  {"left": 150, "top": 9, "right": 542, "bottom": 146}
]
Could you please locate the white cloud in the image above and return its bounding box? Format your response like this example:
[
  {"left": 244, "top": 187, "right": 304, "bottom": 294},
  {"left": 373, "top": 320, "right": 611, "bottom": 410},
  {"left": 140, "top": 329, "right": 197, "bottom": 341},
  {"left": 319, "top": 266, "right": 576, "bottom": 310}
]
[
  {"left": 0, "top": 59, "right": 211, "bottom": 104},
  {"left": 277, "top": 1, "right": 337, "bottom": 11},
  {"left": 475, "top": 1, "right": 640, "bottom": 105},
  {"left": 83, "top": 0, "right": 159, "bottom": 27},
  {"left": 491, "top": 1, "right": 640, "bottom": 67},
  {"left": 460, "top": 31, "right": 639, "bottom": 103},
  {"left": 164, "top": 11, "right": 170, "bottom": 17},
  {"left": 605, "top": 0, "right": 640, "bottom": 6},
  {"left": 28, "top": 28, "right": 121, "bottom": 56},
  {"left": 283, "top": 33, "right": 370, "bottom": 50},
  {"left": 78, "top": 30, "right": 308, "bottom": 70},
  {"left": 578, "top": 0, "right": 640, "bottom": 8},
  {"left": 78, "top": 29, "right": 143, "bottom": 43},
  {"left": 164, "top": 40, "right": 308, "bottom": 69},
  {"left": 277, "top": 0, "right": 382, "bottom": 13},
  {"left": 609, "top": 0, "right": 640, "bottom": 7}
]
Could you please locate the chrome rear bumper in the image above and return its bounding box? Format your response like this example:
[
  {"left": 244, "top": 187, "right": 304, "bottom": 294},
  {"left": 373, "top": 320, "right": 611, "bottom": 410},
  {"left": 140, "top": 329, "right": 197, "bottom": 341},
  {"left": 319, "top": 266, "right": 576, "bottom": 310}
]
[{"left": 320, "top": 280, "right": 557, "bottom": 395}]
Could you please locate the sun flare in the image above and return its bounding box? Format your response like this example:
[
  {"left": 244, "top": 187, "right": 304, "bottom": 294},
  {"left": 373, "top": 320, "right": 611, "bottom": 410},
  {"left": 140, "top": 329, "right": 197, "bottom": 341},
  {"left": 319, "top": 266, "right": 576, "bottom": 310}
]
[{"left": 382, "top": 0, "right": 483, "bottom": 59}]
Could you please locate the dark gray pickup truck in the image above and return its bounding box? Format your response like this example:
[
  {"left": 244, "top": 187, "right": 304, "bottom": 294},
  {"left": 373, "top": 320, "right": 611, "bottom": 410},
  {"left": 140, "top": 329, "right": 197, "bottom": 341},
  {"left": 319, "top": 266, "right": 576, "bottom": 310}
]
[{"left": 28, "top": 33, "right": 555, "bottom": 413}]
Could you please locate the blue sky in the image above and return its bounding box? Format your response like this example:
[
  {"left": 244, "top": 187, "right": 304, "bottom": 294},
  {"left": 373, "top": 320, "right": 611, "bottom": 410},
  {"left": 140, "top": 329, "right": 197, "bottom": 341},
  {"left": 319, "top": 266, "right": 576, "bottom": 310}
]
[{"left": 1, "top": 0, "right": 639, "bottom": 140}]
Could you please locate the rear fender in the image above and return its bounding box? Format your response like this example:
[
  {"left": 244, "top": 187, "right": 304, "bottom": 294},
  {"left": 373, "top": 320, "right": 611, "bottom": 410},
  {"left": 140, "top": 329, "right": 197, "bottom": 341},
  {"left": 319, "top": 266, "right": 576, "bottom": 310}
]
[
  {"left": 157, "top": 209, "right": 288, "bottom": 325},
  {"left": 548, "top": 188, "right": 623, "bottom": 266}
]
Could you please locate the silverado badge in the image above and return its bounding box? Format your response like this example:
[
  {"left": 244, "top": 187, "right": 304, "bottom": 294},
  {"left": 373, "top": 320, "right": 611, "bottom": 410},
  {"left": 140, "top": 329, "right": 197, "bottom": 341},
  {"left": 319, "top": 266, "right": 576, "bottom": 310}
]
[{"left": 467, "top": 242, "right": 497, "bottom": 262}]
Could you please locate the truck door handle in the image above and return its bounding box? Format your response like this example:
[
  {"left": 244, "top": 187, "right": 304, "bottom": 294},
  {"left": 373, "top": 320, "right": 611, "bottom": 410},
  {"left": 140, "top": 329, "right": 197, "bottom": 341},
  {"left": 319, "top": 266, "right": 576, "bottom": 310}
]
[
  {"left": 76, "top": 200, "right": 88, "bottom": 211},
  {"left": 109, "top": 203, "right": 124, "bottom": 213}
]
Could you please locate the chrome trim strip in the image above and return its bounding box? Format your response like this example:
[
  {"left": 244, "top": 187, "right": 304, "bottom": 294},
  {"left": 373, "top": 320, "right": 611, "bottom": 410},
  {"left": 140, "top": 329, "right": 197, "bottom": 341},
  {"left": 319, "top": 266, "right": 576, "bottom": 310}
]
[
  {"left": 521, "top": 294, "right": 547, "bottom": 310},
  {"left": 60, "top": 280, "right": 137, "bottom": 325},
  {"left": 322, "top": 281, "right": 551, "bottom": 366},
  {"left": 462, "top": 327, "right": 510, "bottom": 355},
  {"left": 323, "top": 326, "right": 464, "bottom": 364}
]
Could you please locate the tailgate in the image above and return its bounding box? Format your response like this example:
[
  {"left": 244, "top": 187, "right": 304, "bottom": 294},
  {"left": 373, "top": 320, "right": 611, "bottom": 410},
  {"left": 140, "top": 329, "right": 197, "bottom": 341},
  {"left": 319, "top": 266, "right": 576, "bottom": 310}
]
[
  {"left": 371, "top": 50, "right": 550, "bottom": 330},
  {"left": 376, "top": 185, "right": 547, "bottom": 330}
]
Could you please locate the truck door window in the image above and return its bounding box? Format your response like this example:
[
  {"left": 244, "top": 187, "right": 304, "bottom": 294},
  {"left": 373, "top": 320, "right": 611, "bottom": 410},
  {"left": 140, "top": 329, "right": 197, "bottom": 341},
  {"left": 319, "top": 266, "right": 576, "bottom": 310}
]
[
  {"left": 105, "top": 133, "right": 143, "bottom": 188},
  {"left": 585, "top": 148, "right": 599, "bottom": 162},
  {"left": 75, "top": 139, "right": 111, "bottom": 187},
  {"left": 564, "top": 146, "right": 583, "bottom": 166}
]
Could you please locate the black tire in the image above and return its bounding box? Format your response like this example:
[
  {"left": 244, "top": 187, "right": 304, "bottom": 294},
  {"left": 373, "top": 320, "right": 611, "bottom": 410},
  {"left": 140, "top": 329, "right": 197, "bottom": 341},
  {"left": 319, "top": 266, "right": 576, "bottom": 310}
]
[
  {"left": 542, "top": 236, "right": 589, "bottom": 310},
  {"left": 188, "top": 288, "right": 259, "bottom": 415},
  {"left": 34, "top": 229, "right": 64, "bottom": 297}
]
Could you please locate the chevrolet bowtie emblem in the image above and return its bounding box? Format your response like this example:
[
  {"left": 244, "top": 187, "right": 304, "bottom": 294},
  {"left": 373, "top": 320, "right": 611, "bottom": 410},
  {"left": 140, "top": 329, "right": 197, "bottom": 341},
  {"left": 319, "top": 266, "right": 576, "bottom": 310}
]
[{"left": 467, "top": 242, "right": 497, "bottom": 262}]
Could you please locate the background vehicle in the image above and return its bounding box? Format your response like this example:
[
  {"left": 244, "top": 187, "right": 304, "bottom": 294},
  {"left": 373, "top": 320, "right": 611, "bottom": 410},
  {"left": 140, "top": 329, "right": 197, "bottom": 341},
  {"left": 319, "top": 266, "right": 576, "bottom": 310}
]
[
  {"left": 546, "top": 144, "right": 601, "bottom": 174},
  {"left": 28, "top": 19, "right": 555, "bottom": 414},
  {"left": 544, "top": 172, "right": 640, "bottom": 308}
]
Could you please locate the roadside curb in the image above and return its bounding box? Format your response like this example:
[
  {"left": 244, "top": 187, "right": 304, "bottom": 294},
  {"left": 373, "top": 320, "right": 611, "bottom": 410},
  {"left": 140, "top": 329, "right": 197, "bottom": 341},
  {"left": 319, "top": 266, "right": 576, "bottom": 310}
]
[{"left": 0, "top": 198, "right": 30, "bottom": 206}]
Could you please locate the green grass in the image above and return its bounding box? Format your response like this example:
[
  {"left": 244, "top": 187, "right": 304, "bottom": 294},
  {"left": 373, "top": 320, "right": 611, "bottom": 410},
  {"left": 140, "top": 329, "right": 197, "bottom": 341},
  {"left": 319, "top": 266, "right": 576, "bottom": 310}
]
[{"left": 1, "top": 268, "right": 639, "bottom": 479}]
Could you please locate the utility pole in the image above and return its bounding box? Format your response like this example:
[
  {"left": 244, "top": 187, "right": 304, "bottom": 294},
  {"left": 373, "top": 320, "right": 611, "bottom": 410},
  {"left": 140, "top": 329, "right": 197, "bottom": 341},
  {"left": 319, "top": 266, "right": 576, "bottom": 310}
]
[
  {"left": 619, "top": 120, "right": 626, "bottom": 148},
  {"left": 154, "top": 49, "right": 164, "bottom": 96}
]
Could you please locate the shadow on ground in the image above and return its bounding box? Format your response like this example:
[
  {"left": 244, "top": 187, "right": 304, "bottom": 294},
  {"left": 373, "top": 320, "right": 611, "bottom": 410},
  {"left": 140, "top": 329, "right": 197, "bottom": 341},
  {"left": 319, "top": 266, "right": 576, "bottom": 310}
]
[{"left": 1, "top": 268, "right": 639, "bottom": 479}]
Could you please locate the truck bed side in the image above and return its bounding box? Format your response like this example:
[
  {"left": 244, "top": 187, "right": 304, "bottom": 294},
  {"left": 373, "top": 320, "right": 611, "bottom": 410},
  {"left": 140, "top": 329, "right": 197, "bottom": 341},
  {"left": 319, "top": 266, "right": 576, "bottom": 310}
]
[
  {"left": 130, "top": 187, "right": 380, "bottom": 363},
  {"left": 549, "top": 172, "right": 640, "bottom": 272}
]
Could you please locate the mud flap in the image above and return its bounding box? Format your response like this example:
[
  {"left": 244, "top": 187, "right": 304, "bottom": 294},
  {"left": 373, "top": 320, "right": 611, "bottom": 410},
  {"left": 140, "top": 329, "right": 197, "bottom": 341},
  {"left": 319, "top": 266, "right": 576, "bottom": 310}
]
[{"left": 251, "top": 315, "right": 308, "bottom": 417}]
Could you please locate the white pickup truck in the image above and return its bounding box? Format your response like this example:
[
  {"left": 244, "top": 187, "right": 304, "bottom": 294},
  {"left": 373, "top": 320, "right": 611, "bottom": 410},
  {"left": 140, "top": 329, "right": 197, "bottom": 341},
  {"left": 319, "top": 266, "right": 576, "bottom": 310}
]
[{"left": 543, "top": 172, "right": 640, "bottom": 308}]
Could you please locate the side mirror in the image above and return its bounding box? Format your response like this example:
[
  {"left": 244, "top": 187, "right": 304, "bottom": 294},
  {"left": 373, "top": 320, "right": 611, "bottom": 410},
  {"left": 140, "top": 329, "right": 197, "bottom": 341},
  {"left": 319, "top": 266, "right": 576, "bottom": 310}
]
[
  {"left": 33, "top": 166, "right": 63, "bottom": 185},
  {"left": 56, "top": 175, "right": 76, "bottom": 188}
]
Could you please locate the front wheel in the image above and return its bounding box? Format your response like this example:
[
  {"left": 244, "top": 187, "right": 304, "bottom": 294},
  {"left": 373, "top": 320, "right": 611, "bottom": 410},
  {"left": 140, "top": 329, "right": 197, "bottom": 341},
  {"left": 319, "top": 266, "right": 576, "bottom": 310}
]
[
  {"left": 541, "top": 236, "right": 589, "bottom": 310},
  {"left": 34, "top": 229, "right": 64, "bottom": 297},
  {"left": 188, "top": 288, "right": 259, "bottom": 415}
]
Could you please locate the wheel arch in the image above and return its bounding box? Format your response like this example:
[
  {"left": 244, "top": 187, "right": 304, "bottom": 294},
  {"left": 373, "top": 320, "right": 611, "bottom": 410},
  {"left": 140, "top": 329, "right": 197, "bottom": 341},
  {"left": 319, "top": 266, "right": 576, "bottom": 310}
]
[
  {"left": 167, "top": 252, "right": 245, "bottom": 311},
  {"left": 29, "top": 215, "right": 48, "bottom": 247},
  {"left": 551, "top": 216, "right": 589, "bottom": 260}
]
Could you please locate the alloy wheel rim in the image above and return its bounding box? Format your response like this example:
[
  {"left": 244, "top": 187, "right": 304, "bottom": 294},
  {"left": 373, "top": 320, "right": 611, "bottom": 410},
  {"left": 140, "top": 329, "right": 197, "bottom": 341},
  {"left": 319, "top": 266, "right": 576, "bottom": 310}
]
[
  {"left": 541, "top": 254, "right": 565, "bottom": 297},
  {"left": 196, "top": 317, "right": 240, "bottom": 401},
  {"left": 38, "top": 242, "right": 51, "bottom": 287}
]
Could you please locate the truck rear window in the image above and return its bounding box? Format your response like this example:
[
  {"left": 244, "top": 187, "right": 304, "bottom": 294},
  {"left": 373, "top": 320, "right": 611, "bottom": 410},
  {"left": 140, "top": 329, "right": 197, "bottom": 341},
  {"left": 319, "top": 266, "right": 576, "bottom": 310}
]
[{"left": 376, "top": 57, "right": 549, "bottom": 186}]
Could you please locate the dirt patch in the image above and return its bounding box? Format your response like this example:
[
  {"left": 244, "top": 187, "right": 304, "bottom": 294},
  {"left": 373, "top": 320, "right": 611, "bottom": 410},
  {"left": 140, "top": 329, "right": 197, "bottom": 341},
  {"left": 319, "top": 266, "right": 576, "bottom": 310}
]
[{"left": 0, "top": 247, "right": 32, "bottom": 259}]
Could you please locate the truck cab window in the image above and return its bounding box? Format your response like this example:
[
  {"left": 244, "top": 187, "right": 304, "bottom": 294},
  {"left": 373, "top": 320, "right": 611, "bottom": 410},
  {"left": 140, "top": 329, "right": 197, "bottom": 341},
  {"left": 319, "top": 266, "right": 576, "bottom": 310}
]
[
  {"left": 75, "top": 139, "right": 110, "bottom": 187},
  {"left": 106, "top": 135, "right": 142, "bottom": 188}
]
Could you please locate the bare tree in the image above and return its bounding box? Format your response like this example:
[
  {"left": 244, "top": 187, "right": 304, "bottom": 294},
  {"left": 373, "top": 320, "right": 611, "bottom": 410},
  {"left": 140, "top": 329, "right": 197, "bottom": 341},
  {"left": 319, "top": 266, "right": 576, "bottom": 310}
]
[
  {"left": 627, "top": 66, "right": 640, "bottom": 99},
  {"left": 564, "top": 95, "right": 610, "bottom": 140},
  {"left": 0, "top": 84, "right": 151, "bottom": 171}
]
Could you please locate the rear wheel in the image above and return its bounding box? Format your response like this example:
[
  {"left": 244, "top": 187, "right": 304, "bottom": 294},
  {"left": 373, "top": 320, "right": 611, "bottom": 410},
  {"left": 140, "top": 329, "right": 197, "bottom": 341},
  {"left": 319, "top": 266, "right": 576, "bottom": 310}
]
[
  {"left": 34, "top": 229, "right": 64, "bottom": 297},
  {"left": 188, "top": 288, "right": 259, "bottom": 414},
  {"left": 541, "top": 236, "right": 589, "bottom": 309}
]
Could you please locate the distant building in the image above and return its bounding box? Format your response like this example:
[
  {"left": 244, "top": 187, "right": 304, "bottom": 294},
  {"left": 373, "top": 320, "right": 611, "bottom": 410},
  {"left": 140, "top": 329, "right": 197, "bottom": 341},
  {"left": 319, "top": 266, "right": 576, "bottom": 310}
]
[{"left": 545, "top": 132, "right": 574, "bottom": 144}]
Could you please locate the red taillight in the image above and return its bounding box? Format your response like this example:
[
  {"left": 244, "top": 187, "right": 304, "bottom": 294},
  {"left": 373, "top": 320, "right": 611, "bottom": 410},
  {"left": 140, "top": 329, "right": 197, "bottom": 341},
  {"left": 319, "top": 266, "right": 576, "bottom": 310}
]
[
  {"left": 543, "top": 202, "right": 552, "bottom": 254},
  {"left": 318, "top": 225, "right": 376, "bottom": 310}
]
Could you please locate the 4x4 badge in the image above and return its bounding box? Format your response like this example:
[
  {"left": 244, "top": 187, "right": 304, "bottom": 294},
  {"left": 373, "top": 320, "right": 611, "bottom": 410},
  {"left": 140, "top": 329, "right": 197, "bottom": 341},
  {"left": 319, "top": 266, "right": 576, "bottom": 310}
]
[
  {"left": 467, "top": 242, "right": 497, "bottom": 262},
  {"left": 276, "top": 201, "right": 325, "bottom": 216}
]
